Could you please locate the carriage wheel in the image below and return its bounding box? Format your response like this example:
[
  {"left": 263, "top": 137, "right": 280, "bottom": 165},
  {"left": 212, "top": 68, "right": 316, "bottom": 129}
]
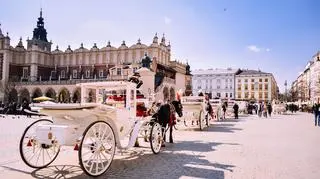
[
  {"left": 79, "top": 121, "right": 116, "bottom": 177},
  {"left": 19, "top": 119, "right": 60, "bottom": 168},
  {"left": 149, "top": 122, "right": 162, "bottom": 154},
  {"left": 199, "top": 110, "right": 205, "bottom": 131}
]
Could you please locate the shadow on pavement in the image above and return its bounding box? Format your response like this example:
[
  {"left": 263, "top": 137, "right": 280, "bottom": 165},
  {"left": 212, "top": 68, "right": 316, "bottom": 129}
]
[
  {"left": 205, "top": 123, "right": 243, "bottom": 133},
  {"left": 28, "top": 140, "right": 236, "bottom": 179},
  {"left": 171, "top": 140, "right": 239, "bottom": 153}
]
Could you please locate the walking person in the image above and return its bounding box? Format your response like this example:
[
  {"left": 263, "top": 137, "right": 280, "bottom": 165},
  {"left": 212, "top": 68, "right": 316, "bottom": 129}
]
[
  {"left": 222, "top": 104, "right": 227, "bottom": 120},
  {"left": 312, "top": 102, "right": 319, "bottom": 126},
  {"left": 258, "top": 102, "right": 262, "bottom": 118},
  {"left": 233, "top": 103, "right": 239, "bottom": 119},
  {"left": 267, "top": 102, "right": 272, "bottom": 117}
]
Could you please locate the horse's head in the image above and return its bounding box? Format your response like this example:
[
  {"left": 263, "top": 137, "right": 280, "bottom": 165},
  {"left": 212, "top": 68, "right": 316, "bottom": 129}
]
[{"left": 172, "top": 100, "right": 183, "bottom": 117}]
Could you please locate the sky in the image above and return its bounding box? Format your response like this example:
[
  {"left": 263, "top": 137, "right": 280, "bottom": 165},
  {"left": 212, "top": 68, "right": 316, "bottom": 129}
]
[{"left": 1, "top": 0, "right": 319, "bottom": 92}]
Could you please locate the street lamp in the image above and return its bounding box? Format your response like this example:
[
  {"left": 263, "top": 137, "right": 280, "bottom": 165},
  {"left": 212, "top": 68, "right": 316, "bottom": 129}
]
[{"left": 284, "top": 80, "right": 287, "bottom": 102}]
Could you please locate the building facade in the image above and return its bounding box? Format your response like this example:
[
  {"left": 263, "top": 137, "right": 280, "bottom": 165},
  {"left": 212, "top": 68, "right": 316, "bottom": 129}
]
[
  {"left": 0, "top": 10, "right": 190, "bottom": 103},
  {"left": 235, "top": 70, "right": 278, "bottom": 102},
  {"left": 192, "top": 68, "right": 239, "bottom": 99},
  {"left": 292, "top": 51, "right": 320, "bottom": 103}
]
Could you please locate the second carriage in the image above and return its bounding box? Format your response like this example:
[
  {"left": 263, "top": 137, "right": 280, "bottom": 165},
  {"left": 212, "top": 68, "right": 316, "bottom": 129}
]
[{"left": 176, "top": 96, "right": 211, "bottom": 130}]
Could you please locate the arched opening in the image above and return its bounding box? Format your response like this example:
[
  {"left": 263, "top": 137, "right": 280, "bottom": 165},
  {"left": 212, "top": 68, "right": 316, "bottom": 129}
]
[
  {"left": 45, "top": 88, "right": 56, "bottom": 100},
  {"left": 72, "top": 88, "right": 81, "bottom": 103},
  {"left": 32, "top": 88, "right": 42, "bottom": 100},
  {"left": 58, "top": 88, "right": 70, "bottom": 103},
  {"left": 169, "top": 87, "right": 175, "bottom": 101},
  {"left": 163, "top": 86, "right": 169, "bottom": 102},
  {"left": 19, "top": 88, "right": 30, "bottom": 103},
  {"left": 8, "top": 88, "right": 18, "bottom": 103}
]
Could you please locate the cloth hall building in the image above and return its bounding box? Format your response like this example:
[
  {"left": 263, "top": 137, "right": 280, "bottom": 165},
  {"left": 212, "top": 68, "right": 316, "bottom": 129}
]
[{"left": 0, "top": 10, "right": 192, "bottom": 104}]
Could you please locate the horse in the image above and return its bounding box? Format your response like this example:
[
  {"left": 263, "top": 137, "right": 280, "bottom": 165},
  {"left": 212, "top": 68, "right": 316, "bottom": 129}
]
[{"left": 152, "top": 100, "right": 183, "bottom": 145}]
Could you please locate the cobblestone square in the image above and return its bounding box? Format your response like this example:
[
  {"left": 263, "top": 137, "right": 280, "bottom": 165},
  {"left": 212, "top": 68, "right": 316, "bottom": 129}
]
[{"left": 0, "top": 113, "right": 319, "bottom": 179}]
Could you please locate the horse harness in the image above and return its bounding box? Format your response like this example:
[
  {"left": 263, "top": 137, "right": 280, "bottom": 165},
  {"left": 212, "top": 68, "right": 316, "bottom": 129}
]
[{"left": 168, "top": 102, "right": 176, "bottom": 126}]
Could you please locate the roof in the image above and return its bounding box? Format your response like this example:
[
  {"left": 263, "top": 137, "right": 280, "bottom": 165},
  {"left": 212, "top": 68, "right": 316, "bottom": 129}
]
[
  {"left": 237, "top": 69, "right": 271, "bottom": 76},
  {"left": 192, "top": 68, "right": 239, "bottom": 75}
]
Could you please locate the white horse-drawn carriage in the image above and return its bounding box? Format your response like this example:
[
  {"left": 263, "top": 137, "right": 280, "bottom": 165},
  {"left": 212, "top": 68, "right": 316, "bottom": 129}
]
[
  {"left": 177, "top": 96, "right": 210, "bottom": 130},
  {"left": 19, "top": 81, "right": 165, "bottom": 177}
]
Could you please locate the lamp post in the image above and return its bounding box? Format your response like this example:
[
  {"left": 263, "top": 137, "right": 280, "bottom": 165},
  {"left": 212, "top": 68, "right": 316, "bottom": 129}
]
[{"left": 284, "top": 80, "right": 287, "bottom": 102}]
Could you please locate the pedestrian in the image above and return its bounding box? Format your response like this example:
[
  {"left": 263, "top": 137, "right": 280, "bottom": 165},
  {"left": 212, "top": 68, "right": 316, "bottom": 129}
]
[
  {"left": 267, "top": 102, "right": 272, "bottom": 117},
  {"left": 263, "top": 102, "right": 268, "bottom": 118},
  {"left": 233, "top": 103, "right": 239, "bottom": 119},
  {"left": 312, "top": 102, "right": 319, "bottom": 126},
  {"left": 222, "top": 104, "right": 226, "bottom": 120},
  {"left": 258, "top": 102, "right": 262, "bottom": 118}
]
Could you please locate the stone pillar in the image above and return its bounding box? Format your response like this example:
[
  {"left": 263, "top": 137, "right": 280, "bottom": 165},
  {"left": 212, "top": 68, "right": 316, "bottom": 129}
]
[
  {"left": 0, "top": 50, "right": 11, "bottom": 102},
  {"left": 30, "top": 64, "right": 38, "bottom": 82}
]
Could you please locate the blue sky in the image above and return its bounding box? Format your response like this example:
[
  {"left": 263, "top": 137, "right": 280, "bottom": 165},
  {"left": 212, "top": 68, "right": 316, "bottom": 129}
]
[{"left": 1, "top": 0, "right": 319, "bottom": 92}]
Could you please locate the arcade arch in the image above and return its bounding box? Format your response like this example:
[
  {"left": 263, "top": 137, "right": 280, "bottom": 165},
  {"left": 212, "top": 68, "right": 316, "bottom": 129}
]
[
  {"left": 58, "top": 88, "right": 70, "bottom": 103},
  {"left": 19, "top": 88, "right": 30, "bottom": 103}
]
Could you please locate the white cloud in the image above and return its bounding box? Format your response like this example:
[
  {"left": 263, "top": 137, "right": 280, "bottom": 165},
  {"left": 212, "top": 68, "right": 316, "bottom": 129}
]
[
  {"left": 247, "top": 45, "right": 271, "bottom": 53},
  {"left": 164, "top": 16, "right": 172, "bottom": 25},
  {"left": 247, "top": 45, "right": 261, "bottom": 52}
]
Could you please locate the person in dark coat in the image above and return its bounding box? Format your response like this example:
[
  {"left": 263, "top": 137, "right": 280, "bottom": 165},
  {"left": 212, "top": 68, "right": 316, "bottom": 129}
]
[
  {"left": 233, "top": 103, "right": 239, "bottom": 119},
  {"left": 267, "top": 102, "right": 272, "bottom": 117},
  {"left": 312, "top": 102, "right": 319, "bottom": 126}
]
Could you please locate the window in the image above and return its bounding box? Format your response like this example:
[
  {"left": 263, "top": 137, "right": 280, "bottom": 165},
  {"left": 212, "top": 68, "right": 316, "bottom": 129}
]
[
  {"left": 264, "top": 92, "right": 268, "bottom": 99},
  {"left": 217, "top": 93, "right": 221, "bottom": 97},
  {"left": 85, "top": 70, "right": 90, "bottom": 78},
  {"left": 99, "top": 70, "right": 104, "bottom": 77},
  {"left": 259, "top": 84, "right": 262, "bottom": 90},
  {"left": 251, "top": 92, "right": 255, "bottom": 99},
  {"left": 238, "top": 84, "right": 241, "bottom": 90},
  {"left": 117, "top": 68, "right": 121, "bottom": 75},
  {"left": 217, "top": 79, "right": 221, "bottom": 83},
  {"left": 230, "top": 85, "right": 233, "bottom": 89},
  {"left": 245, "top": 92, "right": 249, "bottom": 99},
  {"left": 237, "top": 92, "right": 241, "bottom": 99},
  {"left": 217, "top": 85, "right": 220, "bottom": 89},
  {"left": 72, "top": 70, "right": 77, "bottom": 78},
  {"left": 51, "top": 71, "right": 56, "bottom": 79},
  {"left": 265, "top": 84, "right": 268, "bottom": 90},
  {"left": 259, "top": 92, "right": 262, "bottom": 99},
  {"left": 265, "top": 78, "right": 268, "bottom": 82},
  {"left": 238, "top": 79, "right": 241, "bottom": 83},
  {"left": 225, "top": 79, "right": 228, "bottom": 83},
  {"left": 244, "top": 84, "right": 248, "bottom": 90},
  {"left": 259, "top": 78, "right": 262, "bottom": 82},
  {"left": 22, "top": 67, "right": 28, "bottom": 79},
  {"left": 251, "top": 84, "right": 254, "bottom": 90},
  {"left": 197, "top": 86, "right": 201, "bottom": 89},
  {"left": 230, "top": 93, "right": 233, "bottom": 98},
  {"left": 61, "top": 70, "right": 65, "bottom": 78},
  {"left": 244, "top": 79, "right": 248, "bottom": 83},
  {"left": 251, "top": 79, "right": 255, "bottom": 82},
  {"left": 225, "top": 93, "right": 228, "bottom": 98},
  {"left": 225, "top": 85, "right": 228, "bottom": 89}
]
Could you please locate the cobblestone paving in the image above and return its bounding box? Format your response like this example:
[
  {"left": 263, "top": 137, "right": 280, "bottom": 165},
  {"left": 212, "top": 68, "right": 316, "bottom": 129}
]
[{"left": 0, "top": 113, "right": 319, "bottom": 179}]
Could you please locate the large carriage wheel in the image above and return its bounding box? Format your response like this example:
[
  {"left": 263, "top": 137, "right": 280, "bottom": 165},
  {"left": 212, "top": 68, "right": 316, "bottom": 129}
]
[
  {"left": 79, "top": 121, "right": 116, "bottom": 177},
  {"left": 149, "top": 122, "right": 162, "bottom": 154},
  {"left": 19, "top": 119, "right": 60, "bottom": 168}
]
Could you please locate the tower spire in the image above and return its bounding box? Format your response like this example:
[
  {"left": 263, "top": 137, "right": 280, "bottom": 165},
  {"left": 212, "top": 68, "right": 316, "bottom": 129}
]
[{"left": 40, "top": 8, "right": 42, "bottom": 18}]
